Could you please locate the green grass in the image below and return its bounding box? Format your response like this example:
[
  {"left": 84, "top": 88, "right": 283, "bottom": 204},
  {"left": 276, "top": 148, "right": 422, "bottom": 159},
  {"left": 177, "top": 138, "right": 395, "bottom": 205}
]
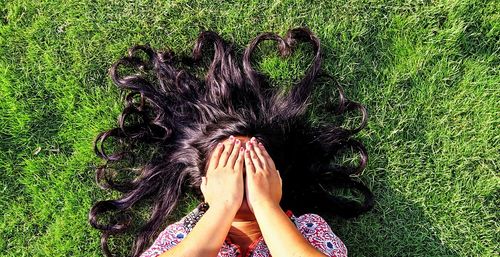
[{"left": 1, "top": 0, "right": 498, "bottom": 256}]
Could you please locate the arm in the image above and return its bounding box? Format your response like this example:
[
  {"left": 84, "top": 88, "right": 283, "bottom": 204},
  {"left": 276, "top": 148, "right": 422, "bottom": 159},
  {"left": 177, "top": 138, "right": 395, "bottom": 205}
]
[
  {"left": 253, "top": 203, "right": 328, "bottom": 257},
  {"left": 243, "top": 137, "right": 328, "bottom": 257},
  {"left": 158, "top": 204, "right": 238, "bottom": 257}
]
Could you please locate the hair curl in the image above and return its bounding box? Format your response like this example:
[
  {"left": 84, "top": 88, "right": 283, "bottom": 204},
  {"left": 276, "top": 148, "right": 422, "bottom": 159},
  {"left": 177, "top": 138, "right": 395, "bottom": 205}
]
[{"left": 89, "top": 27, "right": 374, "bottom": 257}]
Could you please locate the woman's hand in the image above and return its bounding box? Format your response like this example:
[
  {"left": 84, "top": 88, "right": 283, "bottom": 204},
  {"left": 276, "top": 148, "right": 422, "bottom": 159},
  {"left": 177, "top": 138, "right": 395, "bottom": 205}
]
[
  {"left": 200, "top": 136, "right": 245, "bottom": 212},
  {"left": 244, "top": 137, "right": 282, "bottom": 213}
]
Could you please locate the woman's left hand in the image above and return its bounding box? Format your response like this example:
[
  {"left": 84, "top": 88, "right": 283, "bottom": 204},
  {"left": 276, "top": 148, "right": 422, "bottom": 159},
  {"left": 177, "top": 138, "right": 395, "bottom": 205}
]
[{"left": 243, "top": 137, "right": 282, "bottom": 213}]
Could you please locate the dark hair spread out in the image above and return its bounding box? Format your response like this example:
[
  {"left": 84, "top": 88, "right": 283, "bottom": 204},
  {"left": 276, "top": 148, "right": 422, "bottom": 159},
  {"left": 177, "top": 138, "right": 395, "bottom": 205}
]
[{"left": 89, "top": 27, "right": 374, "bottom": 257}]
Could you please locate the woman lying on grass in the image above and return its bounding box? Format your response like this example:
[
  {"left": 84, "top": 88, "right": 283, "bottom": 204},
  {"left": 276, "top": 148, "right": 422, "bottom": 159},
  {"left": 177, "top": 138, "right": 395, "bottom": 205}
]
[{"left": 89, "top": 27, "right": 373, "bottom": 257}]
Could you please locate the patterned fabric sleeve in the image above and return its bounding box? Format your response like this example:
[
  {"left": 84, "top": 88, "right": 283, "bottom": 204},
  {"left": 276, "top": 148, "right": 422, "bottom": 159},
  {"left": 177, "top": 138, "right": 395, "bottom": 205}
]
[
  {"left": 295, "top": 213, "right": 348, "bottom": 257},
  {"left": 139, "top": 202, "right": 208, "bottom": 257},
  {"left": 139, "top": 221, "right": 188, "bottom": 257}
]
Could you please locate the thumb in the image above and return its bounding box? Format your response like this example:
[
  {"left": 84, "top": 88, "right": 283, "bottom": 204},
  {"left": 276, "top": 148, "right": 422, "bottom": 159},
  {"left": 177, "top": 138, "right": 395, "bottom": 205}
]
[{"left": 200, "top": 177, "right": 206, "bottom": 194}]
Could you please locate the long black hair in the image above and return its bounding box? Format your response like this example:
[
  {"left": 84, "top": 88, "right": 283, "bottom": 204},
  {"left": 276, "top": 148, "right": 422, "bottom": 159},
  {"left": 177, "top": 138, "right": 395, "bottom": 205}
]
[{"left": 89, "top": 27, "right": 374, "bottom": 257}]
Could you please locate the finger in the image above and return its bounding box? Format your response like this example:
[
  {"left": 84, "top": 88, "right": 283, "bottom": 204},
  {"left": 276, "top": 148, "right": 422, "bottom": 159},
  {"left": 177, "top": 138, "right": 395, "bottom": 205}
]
[
  {"left": 227, "top": 139, "right": 242, "bottom": 168},
  {"left": 251, "top": 138, "right": 269, "bottom": 171},
  {"left": 248, "top": 141, "right": 263, "bottom": 171},
  {"left": 244, "top": 147, "right": 256, "bottom": 174},
  {"left": 207, "top": 143, "right": 224, "bottom": 171},
  {"left": 220, "top": 136, "right": 236, "bottom": 167},
  {"left": 235, "top": 146, "right": 245, "bottom": 173},
  {"left": 256, "top": 141, "right": 277, "bottom": 171}
]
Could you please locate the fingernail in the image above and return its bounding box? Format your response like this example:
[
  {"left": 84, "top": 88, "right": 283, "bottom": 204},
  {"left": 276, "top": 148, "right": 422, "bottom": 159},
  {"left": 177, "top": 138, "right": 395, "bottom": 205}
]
[
  {"left": 229, "top": 135, "right": 234, "bottom": 140},
  {"left": 217, "top": 143, "right": 222, "bottom": 147},
  {"left": 235, "top": 139, "right": 240, "bottom": 144},
  {"left": 240, "top": 147, "right": 244, "bottom": 152},
  {"left": 246, "top": 141, "right": 251, "bottom": 149},
  {"left": 251, "top": 137, "right": 256, "bottom": 142},
  {"left": 258, "top": 142, "right": 263, "bottom": 147}
]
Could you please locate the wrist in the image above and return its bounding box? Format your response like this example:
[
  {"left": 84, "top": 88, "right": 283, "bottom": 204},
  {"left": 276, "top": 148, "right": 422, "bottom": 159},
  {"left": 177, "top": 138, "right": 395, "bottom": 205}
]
[{"left": 208, "top": 201, "right": 240, "bottom": 214}]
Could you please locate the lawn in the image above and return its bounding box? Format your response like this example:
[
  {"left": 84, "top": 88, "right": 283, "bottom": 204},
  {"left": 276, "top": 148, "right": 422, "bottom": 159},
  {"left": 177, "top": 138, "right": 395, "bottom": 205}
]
[{"left": 0, "top": 0, "right": 498, "bottom": 256}]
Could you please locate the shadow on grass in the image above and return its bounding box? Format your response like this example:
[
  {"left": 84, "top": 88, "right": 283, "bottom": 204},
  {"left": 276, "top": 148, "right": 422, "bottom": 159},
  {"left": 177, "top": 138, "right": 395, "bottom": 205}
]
[{"left": 326, "top": 183, "right": 460, "bottom": 257}]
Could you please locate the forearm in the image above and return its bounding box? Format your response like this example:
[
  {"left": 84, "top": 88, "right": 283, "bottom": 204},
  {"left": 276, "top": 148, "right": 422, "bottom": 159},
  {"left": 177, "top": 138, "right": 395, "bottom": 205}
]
[
  {"left": 253, "top": 203, "right": 327, "bottom": 257},
  {"left": 159, "top": 205, "right": 237, "bottom": 257}
]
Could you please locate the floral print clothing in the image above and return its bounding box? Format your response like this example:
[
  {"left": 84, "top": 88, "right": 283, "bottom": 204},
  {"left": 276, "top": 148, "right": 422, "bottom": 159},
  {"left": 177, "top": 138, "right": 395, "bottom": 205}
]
[{"left": 140, "top": 202, "right": 347, "bottom": 257}]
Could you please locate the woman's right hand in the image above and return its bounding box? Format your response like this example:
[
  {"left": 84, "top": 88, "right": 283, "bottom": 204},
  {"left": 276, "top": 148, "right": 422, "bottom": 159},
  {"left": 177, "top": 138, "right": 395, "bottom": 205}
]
[{"left": 200, "top": 135, "right": 245, "bottom": 212}]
